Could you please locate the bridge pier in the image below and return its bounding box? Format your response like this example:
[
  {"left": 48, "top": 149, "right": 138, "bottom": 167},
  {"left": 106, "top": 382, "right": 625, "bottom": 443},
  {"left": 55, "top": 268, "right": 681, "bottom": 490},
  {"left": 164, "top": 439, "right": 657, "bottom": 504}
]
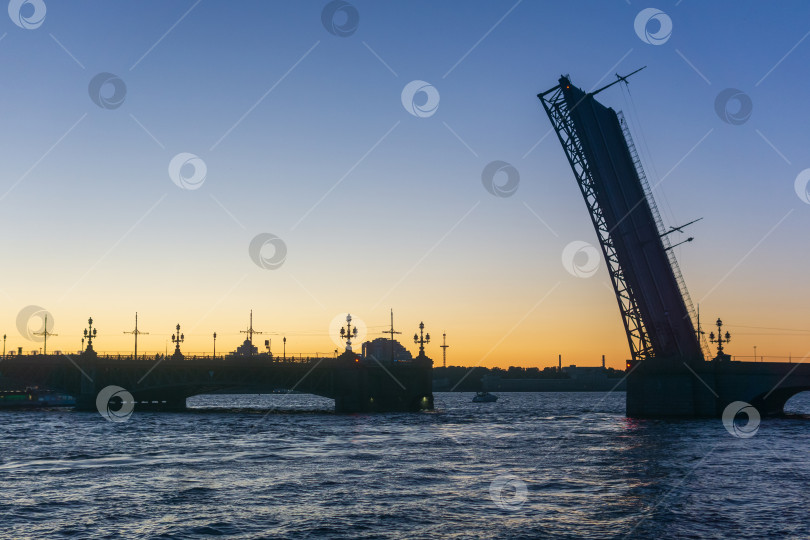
[{"left": 332, "top": 354, "right": 434, "bottom": 413}]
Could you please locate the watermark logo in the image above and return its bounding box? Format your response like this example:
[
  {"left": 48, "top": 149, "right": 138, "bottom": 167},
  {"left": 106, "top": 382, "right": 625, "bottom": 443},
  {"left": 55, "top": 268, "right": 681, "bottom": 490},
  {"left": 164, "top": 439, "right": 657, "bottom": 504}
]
[
  {"left": 489, "top": 474, "right": 528, "bottom": 511},
  {"left": 634, "top": 8, "right": 672, "bottom": 45},
  {"left": 328, "top": 312, "right": 367, "bottom": 350},
  {"left": 401, "top": 80, "right": 440, "bottom": 118},
  {"left": 321, "top": 0, "right": 359, "bottom": 37},
  {"left": 561, "top": 241, "right": 600, "bottom": 278},
  {"left": 168, "top": 153, "right": 207, "bottom": 190},
  {"left": 482, "top": 161, "right": 520, "bottom": 198},
  {"left": 88, "top": 72, "right": 127, "bottom": 110},
  {"left": 721, "top": 401, "right": 760, "bottom": 438},
  {"left": 96, "top": 385, "right": 135, "bottom": 422},
  {"left": 16, "top": 305, "right": 53, "bottom": 342},
  {"left": 8, "top": 0, "right": 46, "bottom": 30},
  {"left": 793, "top": 168, "right": 810, "bottom": 204},
  {"left": 714, "top": 88, "right": 753, "bottom": 125},
  {"left": 249, "top": 233, "right": 287, "bottom": 270}
]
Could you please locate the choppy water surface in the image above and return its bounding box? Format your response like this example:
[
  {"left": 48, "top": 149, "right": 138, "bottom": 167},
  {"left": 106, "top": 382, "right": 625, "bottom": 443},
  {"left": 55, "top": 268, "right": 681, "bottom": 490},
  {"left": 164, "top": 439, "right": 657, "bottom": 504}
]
[{"left": 1, "top": 391, "right": 810, "bottom": 539}]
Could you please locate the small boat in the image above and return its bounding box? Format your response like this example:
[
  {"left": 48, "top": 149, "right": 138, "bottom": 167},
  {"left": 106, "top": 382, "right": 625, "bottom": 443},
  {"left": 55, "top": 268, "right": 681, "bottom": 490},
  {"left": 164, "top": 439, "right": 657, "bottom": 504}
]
[{"left": 472, "top": 391, "right": 498, "bottom": 403}]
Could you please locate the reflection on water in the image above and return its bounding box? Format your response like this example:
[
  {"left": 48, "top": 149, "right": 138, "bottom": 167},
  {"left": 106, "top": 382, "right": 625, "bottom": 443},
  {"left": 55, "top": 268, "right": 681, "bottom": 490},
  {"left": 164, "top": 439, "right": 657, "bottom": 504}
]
[{"left": 0, "top": 392, "right": 808, "bottom": 538}]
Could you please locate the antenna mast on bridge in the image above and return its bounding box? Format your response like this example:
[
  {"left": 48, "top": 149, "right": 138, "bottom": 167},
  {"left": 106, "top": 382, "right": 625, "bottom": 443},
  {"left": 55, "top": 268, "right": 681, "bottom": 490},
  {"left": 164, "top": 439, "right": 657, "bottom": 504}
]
[
  {"left": 384, "top": 309, "right": 402, "bottom": 362},
  {"left": 440, "top": 333, "right": 449, "bottom": 368},
  {"left": 124, "top": 312, "right": 149, "bottom": 359},
  {"left": 33, "top": 314, "right": 57, "bottom": 355},
  {"left": 241, "top": 310, "right": 263, "bottom": 347}
]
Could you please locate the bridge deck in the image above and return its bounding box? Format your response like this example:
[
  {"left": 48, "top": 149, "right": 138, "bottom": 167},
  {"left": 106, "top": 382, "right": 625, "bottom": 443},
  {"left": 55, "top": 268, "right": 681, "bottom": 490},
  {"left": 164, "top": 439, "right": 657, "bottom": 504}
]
[
  {"left": 626, "top": 359, "right": 810, "bottom": 417},
  {"left": 0, "top": 352, "right": 434, "bottom": 414}
]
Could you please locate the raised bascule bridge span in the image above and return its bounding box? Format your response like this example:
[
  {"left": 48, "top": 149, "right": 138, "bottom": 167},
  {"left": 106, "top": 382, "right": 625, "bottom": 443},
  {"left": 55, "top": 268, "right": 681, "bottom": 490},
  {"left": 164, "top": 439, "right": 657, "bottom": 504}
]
[
  {"left": 0, "top": 352, "right": 434, "bottom": 414},
  {"left": 538, "top": 71, "right": 809, "bottom": 417}
]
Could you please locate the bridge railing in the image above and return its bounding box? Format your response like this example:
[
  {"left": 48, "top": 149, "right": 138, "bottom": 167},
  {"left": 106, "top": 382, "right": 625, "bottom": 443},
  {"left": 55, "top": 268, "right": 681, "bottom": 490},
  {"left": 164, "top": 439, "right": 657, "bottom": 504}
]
[{"left": 2, "top": 353, "right": 332, "bottom": 364}]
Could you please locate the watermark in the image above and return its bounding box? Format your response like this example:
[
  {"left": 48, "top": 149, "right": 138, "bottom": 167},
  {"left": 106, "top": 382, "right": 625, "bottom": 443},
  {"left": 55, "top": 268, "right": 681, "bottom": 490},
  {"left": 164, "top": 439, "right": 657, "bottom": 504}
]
[
  {"left": 16, "top": 305, "right": 53, "bottom": 342},
  {"left": 88, "top": 73, "right": 127, "bottom": 110},
  {"left": 168, "top": 152, "right": 207, "bottom": 190},
  {"left": 482, "top": 160, "right": 520, "bottom": 198},
  {"left": 328, "top": 312, "right": 367, "bottom": 351},
  {"left": 489, "top": 473, "right": 528, "bottom": 511},
  {"left": 634, "top": 8, "right": 672, "bottom": 45},
  {"left": 714, "top": 88, "right": 753, "bottom": 125},
  {"left": 561, "top": 240, "right": 600, "bottom": 278},
  {"left": 721, "top": 401, "right": 760, "bottom": 438},
  {"left": 794, "top": 168, "right": 810, "bottom": 204},
  {"left": 248, "top": 233, "right": 287, "bottom": 270},
  {"left": 401, "top": 80, "right": 440, "bottom": 118},
  {"left": 321, "top": 0, "right": 359, "bottom": 37},
  {"left": 96, "top": 385, "right": 135, "bottom": 422},
  {"left": 8, "top": 0, "right": 46, "bottom": 30}
]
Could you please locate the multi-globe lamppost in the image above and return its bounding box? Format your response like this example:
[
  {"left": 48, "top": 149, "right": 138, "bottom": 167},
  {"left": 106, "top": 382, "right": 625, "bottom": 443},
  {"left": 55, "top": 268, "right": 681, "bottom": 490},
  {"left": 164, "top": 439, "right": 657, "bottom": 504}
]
[
  {"left": 339, "top": 314, "right": 358, "bottom": 353},
  {"left": 414, "top": 322, "right": 430, "bottom": 357},
  {"left": 709, "top": 318, "right": 731, "bottom": 360},
  {"left": 172, "top": 324, "right": 184, "bottom": 358},
  {"left": 83, "top": 317, "right": 97, "bottom": 354}
]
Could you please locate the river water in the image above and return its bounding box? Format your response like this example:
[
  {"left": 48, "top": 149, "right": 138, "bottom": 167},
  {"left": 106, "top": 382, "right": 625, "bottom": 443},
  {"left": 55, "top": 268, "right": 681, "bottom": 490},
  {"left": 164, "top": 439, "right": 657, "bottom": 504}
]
[{"left": 1, "top": 391, "right": 808, "bottom": 539}]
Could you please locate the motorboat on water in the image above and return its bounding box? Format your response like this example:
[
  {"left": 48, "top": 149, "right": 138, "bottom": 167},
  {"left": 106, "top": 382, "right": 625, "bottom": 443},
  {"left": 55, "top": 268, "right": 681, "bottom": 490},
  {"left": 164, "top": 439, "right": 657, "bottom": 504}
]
[{"left": 472, "top": 391, "right": 498, "bottom": 403}]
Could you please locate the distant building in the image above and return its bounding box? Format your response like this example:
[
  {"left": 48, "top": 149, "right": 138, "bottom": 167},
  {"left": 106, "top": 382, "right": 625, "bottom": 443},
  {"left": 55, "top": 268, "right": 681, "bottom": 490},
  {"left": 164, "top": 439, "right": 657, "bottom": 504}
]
[
  {"left": 231, "top": 339, "right": 259, "bottom": 357},
  {"left": 562, "top": 365, "right": 609, "bottom": 380},
  {"left": 361, "top": 338, "right": 413, "bottom": 362},
  {"left": 481, "top": 364, "right": 626, "bottom": 392}
]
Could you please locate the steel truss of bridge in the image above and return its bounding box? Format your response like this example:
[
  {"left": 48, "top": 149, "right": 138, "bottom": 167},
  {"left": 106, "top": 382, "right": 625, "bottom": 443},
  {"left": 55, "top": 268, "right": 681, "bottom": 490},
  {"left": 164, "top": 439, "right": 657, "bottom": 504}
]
[{"left": 538, "top": 74, "right": 809, "bottom": 417}]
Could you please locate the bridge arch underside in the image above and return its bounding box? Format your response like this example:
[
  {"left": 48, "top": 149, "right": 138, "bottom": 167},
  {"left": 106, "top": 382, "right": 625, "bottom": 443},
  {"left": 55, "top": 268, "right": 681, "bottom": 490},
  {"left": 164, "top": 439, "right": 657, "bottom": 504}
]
[
  {"left": 119, "top": 382, "right": 336, "bottom": 409},
  {"left": 751, "top": 387, "right": 810, "bottom": 416}
]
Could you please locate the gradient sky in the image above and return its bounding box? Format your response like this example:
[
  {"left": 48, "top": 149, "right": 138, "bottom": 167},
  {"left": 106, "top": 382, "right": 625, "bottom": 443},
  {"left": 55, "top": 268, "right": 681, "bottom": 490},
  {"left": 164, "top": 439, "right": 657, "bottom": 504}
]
[{"left": 1, "top": 0, "right": 809, "bottom": 368}]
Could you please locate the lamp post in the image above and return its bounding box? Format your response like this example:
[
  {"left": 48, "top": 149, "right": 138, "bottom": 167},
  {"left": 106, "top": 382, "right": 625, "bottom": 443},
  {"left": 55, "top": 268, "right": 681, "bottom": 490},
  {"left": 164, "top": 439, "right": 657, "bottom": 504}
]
[
  {"left": 339, "top": 314, "right": 358, "bottom": 353},
  {"left": 171, "top": 323, "right": 184, "bottom": 358},
  {"left": 413, "top": 321, "right": 430, "bottom": 357},
  {"left": 709, "top": 318, "right": 731, "bottom": 360},
  {"left": 754, "top": 345, "right": 757, "bottom": 363},
  {"left": 283, "top": 336, "right": 286, "bottom": 360},
  {"left": 2, "top": 334, "right": 6, "bottom": 359},
  {"left": 83, "top": 317, "right": 97, "bottom": 354},
  {"left": 213, "top": 332, "right": 217, "bottom": 359}
]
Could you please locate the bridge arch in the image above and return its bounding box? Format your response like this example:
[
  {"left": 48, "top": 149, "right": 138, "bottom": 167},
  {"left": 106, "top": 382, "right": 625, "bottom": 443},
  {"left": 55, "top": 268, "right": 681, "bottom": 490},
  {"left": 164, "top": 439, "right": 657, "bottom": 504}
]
[{"left": 750, "top": 386, "right": 810, "bottom": 416}]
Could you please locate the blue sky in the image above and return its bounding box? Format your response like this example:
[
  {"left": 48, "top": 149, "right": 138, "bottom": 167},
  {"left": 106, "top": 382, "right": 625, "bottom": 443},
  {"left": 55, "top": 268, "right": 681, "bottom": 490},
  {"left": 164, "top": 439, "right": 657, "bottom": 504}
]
[{"left": 1, "top": 0, "right": 809, "bottom": 365}]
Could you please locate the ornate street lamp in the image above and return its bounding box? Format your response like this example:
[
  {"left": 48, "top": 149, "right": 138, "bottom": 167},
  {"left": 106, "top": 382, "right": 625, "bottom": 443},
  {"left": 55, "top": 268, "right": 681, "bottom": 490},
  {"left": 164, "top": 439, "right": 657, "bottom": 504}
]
[
  {"left": 709, "top": 318, "right": 731, "bottom": 360},
  {"left": 83, "top": 317, "right": 97, "bottom": 353},
  {"left": 414, "top": 321, "right": 430, "bottom": 357},
  {"left": 339, "top": 314, "right": 359, "bottom": 352},
  {"left": 172, "top": 323, "right": 184, "bottom": 358}
]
